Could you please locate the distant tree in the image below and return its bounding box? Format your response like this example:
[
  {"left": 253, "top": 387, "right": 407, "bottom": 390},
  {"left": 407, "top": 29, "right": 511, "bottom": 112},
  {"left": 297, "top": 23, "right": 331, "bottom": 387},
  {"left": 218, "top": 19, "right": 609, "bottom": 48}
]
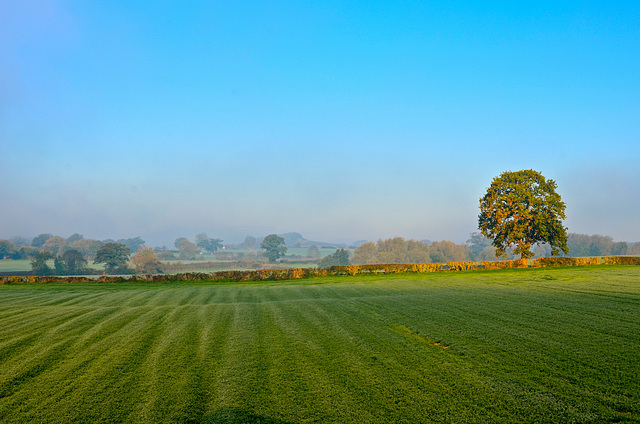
[
  {"left": 154, "top": 246, "right": 176, "bottom": 260},
  {"left": 260, "top": 234, "right": 287, "bottom": 263},
  {"left": 352, "top": 241, "right": 379, "bottom": 265},
  {"left": 116, "top": 237, "right": 145, "bottom": 253},
  {"left": 31, "top": 233, "right": 53, "bottom": 248},
  {"left": 406, "top": 240, "right": 431, "bottom": 263},
  {"left": 195, "top": 233, "right": 209, "bottom": 249},
  {"left": 174, "top": 237, "right": 188, "bottom": 249},
  {"left": 479, "top": 170, "right": 569, "bottom": 259},
  {"left": 352, "top": 237, "right": 471, "bottom": 265},
  {"left": 94, "top": 242, "right": 131, "bottom": 274},
  {"left": 131, "top": 246, "right": 163, "bottom": 274},
  {"left": 210, "top": 238, "right": 224, "bottom": 252},
  {"left": 567, "top": 233, "right": 591, "bottom": 257},
  {"left": 466, "top": 232, "right": 492, "bottom": 260},
  {"left": 178, "top": 239, "right": 198, "bottom": 260},
  {"left": 428, "top": 241, "right": 470, "bottom": 263},
  {"left": 58, "top": 249, "right": 88, "bottom": 274},
  {"left": 377, "top": 237, "right": 409, "bottom": 263},
  {"left": 318, "top": 249, "right": 350, "bottom": 268},
  {"left": 0, "top": 240, "right": 16, "bottom": 260},
  {"left": 587, "top": 234, "right": 613, "bottom": 256},
  {"left": 380, "top": 237, "right": 428, "bottom": 263},
  {"left": 238, "top": 236, "right": 258, "bottom": 250},
  {"left": 40, "top": 236, "right": 66, "bottom": 256},
  {"left": 54, "top": 256, "right": 65, "bottom": 275},
  {"left": 16, "top": 245, "right": 38, "bottom": 260},
  {"left": 611, "top": 241, "right": 627, "bottom": 256},
  {"left": 477, "top": 245, "right": 500, "bottom": 261},
  {"left": 196, "top": 233, "right": 223, "bottom": 253},
  {"left": 66, "top": 233, "right": 84, "bottom": 243},
  {"left": 627, "top": 243, "right": 640, "bottom": 255},
  {"left": 9, "top": 236, "right": 28, "bottom": 246},
  {"left": 307, "top": 245, "right": 321, "bottom": 259},
  {"left": 31, "top": 251, "right": 54, "bottom": 275},
  {"left": 366, "top": 237, "right": 429, "bottom": 264},
  {"left": 68, "top": 239, "right": 103, "bottom": 260}
]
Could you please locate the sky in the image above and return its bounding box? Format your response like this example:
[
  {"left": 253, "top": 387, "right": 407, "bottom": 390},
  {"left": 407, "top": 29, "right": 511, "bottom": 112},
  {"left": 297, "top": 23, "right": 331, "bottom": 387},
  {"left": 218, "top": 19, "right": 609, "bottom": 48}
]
[{"left": 1, "top": 0, "right": 639, "bottom": 247}]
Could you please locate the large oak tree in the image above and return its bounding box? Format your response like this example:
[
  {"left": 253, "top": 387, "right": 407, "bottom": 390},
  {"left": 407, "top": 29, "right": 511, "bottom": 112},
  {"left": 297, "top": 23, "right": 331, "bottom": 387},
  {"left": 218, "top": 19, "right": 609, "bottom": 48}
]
[{"left": 479, "top": 170, "right": 569, "bottom": 259}]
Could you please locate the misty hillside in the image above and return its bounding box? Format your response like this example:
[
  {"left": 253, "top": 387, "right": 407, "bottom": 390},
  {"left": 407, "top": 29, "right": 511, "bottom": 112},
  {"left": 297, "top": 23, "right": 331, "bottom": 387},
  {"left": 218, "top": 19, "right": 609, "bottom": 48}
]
[{"left": 262, "top": 233, "right": 348, "bottom": 249}]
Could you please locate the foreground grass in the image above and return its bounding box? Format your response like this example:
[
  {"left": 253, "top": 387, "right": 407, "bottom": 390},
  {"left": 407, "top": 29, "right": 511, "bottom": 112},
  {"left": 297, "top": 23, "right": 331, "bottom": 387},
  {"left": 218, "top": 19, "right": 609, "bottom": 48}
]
[{"left": 0, "top": 266, "right": 638, "bottom": 423}]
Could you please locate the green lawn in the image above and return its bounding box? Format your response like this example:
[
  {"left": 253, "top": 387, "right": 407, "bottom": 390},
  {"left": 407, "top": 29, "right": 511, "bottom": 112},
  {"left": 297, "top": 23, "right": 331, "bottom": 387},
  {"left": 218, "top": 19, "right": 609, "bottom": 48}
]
[{"left": 0, "top": 266, "right": 638, "bottom": 423}]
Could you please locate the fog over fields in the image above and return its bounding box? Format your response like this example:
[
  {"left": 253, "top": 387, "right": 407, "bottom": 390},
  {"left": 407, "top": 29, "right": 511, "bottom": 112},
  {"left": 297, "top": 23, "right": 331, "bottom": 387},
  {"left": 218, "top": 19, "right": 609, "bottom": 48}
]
[{"left": 1, "top": 2, "right": 638, "bottom": 247}]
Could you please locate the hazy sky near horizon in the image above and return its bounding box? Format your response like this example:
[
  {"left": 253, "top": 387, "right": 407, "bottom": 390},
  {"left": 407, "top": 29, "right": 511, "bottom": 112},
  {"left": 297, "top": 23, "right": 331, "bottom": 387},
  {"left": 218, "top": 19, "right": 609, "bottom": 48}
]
[{"left": 1, "top": 1, "right": 639, "bottom": 247}]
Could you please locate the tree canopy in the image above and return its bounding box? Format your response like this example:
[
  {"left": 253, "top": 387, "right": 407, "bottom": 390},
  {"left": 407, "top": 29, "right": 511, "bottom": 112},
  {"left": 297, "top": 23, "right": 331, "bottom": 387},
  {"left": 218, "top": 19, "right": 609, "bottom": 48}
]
[
  {"left": 478, "top": 169, "right": 569, "bottom": 259},
  {"left": 178, "top": 239, "right": 198, "bottom": 260},
  {"left": 238, "top": 236, "right": 258, "bottom": 250},
  {"left": 55, "top": 249, "right": 88, "bottom": 275},
  {"left": 116, "top": 237, "right": 145, "bottom": 253},
  {"left": 318, "top": 249, "right": 350, "bottom": 268},
  {"left": 174, "top": 237, "right": 188, "bottom": 249},
  {"left": 196, "top": 233, "right": 223, "bottom": 253},
  {"left": 306, "top": 245, "right": 321, "bottom": 259},
  {"left": 31, "top": 251, "right": 55, "bottom": 275},
  {"left": 131, "top": 246, "right": 163, "bottom": 274},
  {"left": 0, "top": 240, "right": 15, "bottom": 260},
  {"left": 66, "top": 233, "right": 84, "bottom": 243},
  {"left": 94, "top": 242, "right": 131, "bottom": 273},
  {"left": 260, "top": 234, "right": 287, "bottom": 263},
  {"left": 31, "top": 233, "right": 53, "bottom": 248},
  {"left": 350, "top": 237, "right": 470, "bottom": 265},
  {"left": 40, "top": 236, "right": 66, "bottom": 256}
]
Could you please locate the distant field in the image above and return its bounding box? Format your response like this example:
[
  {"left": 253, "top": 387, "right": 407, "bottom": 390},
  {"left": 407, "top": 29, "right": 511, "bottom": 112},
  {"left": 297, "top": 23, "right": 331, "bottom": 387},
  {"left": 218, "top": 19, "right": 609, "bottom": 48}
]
[
  {"left": 0, "top": 260, "right": 105, "bottom": 275},
  {"left": 0, "top": 266, "right": 638, "bottom": 423},
  {"left": 0, "top": 260, "right": 32, "bottom": 273}
]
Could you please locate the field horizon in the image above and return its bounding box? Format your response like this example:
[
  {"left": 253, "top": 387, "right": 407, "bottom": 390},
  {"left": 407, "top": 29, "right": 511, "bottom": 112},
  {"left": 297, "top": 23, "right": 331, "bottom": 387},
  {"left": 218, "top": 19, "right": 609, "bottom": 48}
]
[{"left": 1, "top": 266, "right": 638, "bottom": 423}]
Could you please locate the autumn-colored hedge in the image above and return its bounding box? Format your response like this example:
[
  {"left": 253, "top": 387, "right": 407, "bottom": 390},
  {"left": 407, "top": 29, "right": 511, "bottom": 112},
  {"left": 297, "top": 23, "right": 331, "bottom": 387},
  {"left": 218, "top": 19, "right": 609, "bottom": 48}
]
[
  {"left": 601, "top": 256, "right": 640, "bottom": 265},
  {"left": 1, "top": 256, "right": 639, "bottom": 284},
  {"left": 533, "top": 257, "right": 601, "bottom": 267}
]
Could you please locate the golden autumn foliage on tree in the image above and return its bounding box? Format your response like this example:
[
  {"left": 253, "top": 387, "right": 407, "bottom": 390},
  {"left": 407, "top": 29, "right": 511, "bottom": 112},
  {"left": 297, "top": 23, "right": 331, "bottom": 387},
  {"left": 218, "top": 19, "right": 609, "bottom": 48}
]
[
  {"left": 428, "top": 241, "right": 470, "bottom": 263},
  {"left": 479, "top": 170, "right": 569, "bottom": 259},
  {"left": 130, "top": 246, "right": 162, "bottom": 274},
  {"left": 351, "top": 237, "right": 470, "bottom": 265},
  {"left": 351, "top": 242, "right": 379, "bottom": 265}
]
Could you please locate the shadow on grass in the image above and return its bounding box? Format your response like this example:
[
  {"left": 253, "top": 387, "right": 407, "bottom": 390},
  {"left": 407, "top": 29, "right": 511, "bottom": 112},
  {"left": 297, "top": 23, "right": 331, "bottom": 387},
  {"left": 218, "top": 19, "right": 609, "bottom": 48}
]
[{"left": 201, "top": 407, "right": 295, "bottom": 424}]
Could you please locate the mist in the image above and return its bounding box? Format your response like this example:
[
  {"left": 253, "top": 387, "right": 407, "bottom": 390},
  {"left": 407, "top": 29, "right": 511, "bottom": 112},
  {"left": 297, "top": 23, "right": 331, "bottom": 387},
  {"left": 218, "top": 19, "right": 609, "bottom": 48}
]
[{"left": 1, "top": 2, "right": 639, "bottom": 247}]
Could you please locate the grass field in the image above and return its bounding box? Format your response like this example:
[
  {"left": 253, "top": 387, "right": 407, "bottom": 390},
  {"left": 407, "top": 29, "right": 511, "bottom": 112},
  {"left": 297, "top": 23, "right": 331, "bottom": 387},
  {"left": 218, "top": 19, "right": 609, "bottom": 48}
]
[
  {"left": 0, "top": 260, "right": 33, "bottom": 273},
  {"left": 0, "top": 266, "right": 638, "bottom": 423},
  {"left": 0, "top": 260, "right": 106, "bottom": 275}
]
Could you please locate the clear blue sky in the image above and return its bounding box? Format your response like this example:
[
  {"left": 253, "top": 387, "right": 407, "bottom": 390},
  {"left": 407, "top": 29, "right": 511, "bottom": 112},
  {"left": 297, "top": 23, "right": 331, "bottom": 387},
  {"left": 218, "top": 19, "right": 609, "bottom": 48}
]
[{"left": 1, "top": 1, "right": 639, "bottom": 246}]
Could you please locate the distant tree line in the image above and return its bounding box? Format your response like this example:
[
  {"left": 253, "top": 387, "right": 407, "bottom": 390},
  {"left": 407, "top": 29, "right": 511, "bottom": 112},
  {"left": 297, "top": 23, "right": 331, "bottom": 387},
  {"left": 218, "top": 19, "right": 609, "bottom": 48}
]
[
  {"left": 0, "top": 233, "right": 147, "bottom": 261},
  {"left": 352, "top": 238, "right": 472, "bottom": 265},
  {"left": 350, "top": 233, "right": 639, "bottom": 266},
  {"left": 3, "top": 230, "right": 639, "bottom": 276},
  {"left": 0, "top": 233, "right": 152, "bottom": 276}
]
